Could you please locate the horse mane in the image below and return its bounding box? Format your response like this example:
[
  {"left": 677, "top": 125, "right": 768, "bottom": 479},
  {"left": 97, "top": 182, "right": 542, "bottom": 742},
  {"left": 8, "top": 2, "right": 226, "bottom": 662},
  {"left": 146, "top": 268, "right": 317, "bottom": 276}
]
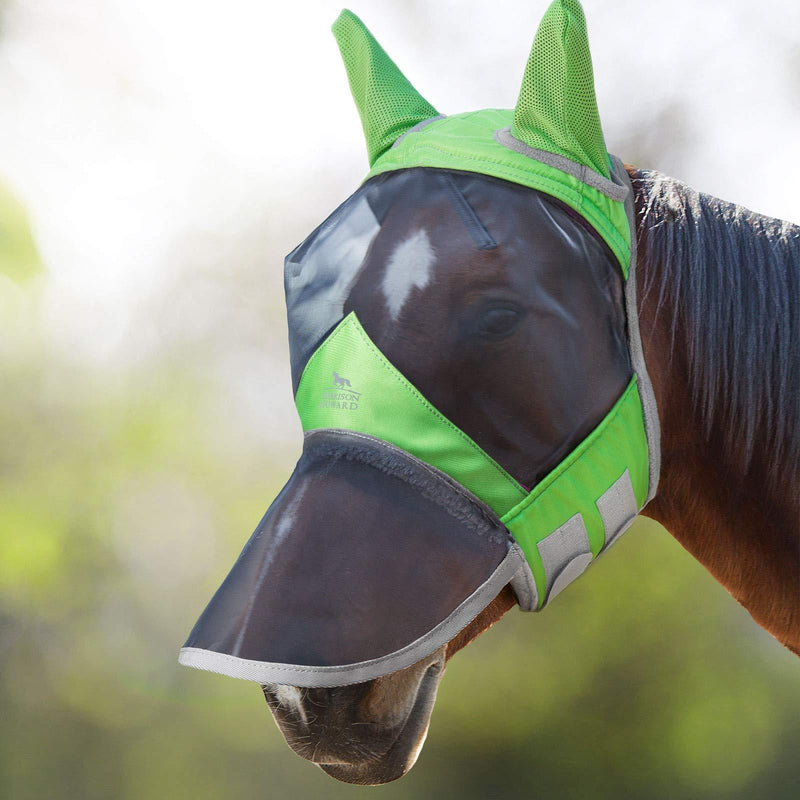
[{"left": 630, "top": 168, "right": 800, "bottom": 482}]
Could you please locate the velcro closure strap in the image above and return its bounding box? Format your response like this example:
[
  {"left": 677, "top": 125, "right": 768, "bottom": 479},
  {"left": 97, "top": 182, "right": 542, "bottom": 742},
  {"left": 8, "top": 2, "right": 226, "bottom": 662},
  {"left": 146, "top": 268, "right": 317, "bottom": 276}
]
[
  {"left": 502, "top": 379, "right": 649, "bottom": 609},
  {"left": 537, "top": 514, "right": 592, "bottom": 603},
  {"left": 597, "top": 468, "right": 638, "bottom": 549},
  {"left": 530, "top": 469, "right": 638, "bottom": 606}
]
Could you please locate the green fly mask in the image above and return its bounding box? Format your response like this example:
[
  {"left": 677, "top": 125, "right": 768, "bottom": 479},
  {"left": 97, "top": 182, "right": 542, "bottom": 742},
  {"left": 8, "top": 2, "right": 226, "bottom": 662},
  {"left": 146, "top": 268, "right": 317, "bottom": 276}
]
[{"left": 180, "top": 0, "right": 660, "bottom": 688}]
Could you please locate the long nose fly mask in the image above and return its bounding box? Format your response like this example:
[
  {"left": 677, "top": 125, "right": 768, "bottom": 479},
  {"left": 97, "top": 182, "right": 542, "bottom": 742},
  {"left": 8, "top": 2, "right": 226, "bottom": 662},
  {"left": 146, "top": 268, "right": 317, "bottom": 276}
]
[{"left": 179, "top": 1, "right": 660, "bottom": 688}]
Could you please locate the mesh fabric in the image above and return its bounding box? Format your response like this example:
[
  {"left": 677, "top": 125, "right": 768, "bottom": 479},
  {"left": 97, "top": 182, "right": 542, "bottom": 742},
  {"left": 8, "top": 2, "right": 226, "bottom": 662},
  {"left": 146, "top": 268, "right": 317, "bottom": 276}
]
[
  {"left": 511, "top": 0, "right": 610, "bottom": 178},
  {"left": 181, "top": 430, "right": 512, "bottom": 676},
  {"left": 332, "top": 10, "right": 439, "bottom": 167}
]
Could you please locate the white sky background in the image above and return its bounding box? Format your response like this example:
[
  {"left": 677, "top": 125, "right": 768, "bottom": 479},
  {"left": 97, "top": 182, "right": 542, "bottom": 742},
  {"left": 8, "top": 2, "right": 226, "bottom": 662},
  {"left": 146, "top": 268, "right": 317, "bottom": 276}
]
[{"left": 0, "top": 0, "right": 797, "bottom": 447}]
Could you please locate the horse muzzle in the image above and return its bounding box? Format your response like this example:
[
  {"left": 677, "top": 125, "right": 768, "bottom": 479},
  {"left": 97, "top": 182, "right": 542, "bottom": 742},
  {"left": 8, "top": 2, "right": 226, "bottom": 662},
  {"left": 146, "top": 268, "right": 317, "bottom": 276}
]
[{"left": 262, "top": 649, "right": 446, "bottom": 785}]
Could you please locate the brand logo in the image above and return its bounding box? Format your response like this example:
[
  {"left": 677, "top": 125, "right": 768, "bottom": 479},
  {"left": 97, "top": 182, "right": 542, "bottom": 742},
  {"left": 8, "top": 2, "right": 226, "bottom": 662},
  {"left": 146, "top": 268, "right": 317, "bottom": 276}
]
[{"left": 320, "top": 371, "right": 362, "bottom": 411}]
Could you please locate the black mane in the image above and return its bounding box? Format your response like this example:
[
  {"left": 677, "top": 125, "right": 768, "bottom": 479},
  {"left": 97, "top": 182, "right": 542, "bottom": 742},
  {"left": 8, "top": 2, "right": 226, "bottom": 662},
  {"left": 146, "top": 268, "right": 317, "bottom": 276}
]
[{"left": 632, "top": 168, "right": 800, "bottom": 481}]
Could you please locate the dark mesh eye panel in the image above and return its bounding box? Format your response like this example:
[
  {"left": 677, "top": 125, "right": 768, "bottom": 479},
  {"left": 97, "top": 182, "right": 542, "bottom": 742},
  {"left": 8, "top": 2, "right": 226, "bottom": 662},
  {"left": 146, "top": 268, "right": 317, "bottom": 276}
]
[
  {"left": 284, "top": 168, "right": 504, "bottom": 390},
  {"left": 182, "top": 430, "right": 513, "bottom": 676},
  {"left": 284, "top": 190, "right": 381, "bottom": 389}
]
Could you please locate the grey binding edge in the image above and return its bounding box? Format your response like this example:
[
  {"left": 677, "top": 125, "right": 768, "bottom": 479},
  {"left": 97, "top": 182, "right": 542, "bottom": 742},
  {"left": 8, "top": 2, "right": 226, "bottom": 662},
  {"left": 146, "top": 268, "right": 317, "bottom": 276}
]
[
  {"left": 510, "top": 155, "right": 662, "bottom": 613},
  {"left": 494, "top": 127, "right": 629, "bottom": 202},
  {"left": 392, "top": 115, "right": 447, "bottom": 149},
  {"left": 178, "top": 544, "right": 526, "bottom": 688},
  {"left": 610, "top": 154, "right": 661, "bottom": 504}
]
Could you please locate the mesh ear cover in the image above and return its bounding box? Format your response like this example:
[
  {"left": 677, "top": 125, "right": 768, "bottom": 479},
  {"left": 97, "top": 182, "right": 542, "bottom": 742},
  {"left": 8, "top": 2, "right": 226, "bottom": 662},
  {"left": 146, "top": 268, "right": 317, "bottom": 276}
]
[
  {"left": 332, "top": 9, "right": 439, "bottom": 166},
  {"left": 511, "top": 0, "right": 610, "bottom": 177}
]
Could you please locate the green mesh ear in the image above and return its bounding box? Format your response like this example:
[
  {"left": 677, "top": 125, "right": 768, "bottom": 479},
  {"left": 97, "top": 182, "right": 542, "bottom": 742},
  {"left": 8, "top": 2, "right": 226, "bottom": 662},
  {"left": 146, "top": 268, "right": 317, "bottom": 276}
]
[
  {"left": 332, "top": 9, "right": 439, "bottom": 167},
  {"left": 511, "top": 0, "right": 610, "bottom": 178}
]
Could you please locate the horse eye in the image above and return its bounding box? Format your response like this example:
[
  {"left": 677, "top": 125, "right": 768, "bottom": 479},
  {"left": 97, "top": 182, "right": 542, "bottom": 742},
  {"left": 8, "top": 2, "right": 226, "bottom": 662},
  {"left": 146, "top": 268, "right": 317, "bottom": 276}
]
[{"left": 478, "top": 306, "right": 522, "bottom": 339}]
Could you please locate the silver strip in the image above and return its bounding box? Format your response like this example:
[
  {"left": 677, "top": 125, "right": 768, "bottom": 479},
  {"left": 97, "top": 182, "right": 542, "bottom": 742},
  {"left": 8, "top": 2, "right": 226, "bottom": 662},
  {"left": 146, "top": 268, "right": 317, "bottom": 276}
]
[
  {"left": 391, "top": 115, "right": 447, "bottom": 148},
  {"left": 610, "top": 155, "right": 662, "bottom": 504},
  {"left": 537, "top": 513, "right": 592, "bottom": 603},
  {"left": 494, "top": 127, "right": 629, "bottom": 202},
  {"left": 596, "top": 468, "right": 638, "bottom": 549},
  {"left": 178, "top": 544, "right": 526, "bottom": 688}
]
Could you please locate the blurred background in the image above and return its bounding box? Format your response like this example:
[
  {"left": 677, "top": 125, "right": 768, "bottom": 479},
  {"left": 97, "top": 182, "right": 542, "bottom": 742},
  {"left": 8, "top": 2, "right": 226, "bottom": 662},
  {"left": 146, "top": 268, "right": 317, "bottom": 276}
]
[{"left": 1, "top": 0, "right": 798, "bottom": 797}]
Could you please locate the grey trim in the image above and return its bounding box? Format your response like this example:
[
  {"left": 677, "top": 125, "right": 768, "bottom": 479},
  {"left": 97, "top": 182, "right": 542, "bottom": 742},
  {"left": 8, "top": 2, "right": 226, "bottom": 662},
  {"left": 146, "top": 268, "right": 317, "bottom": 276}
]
[
  {"left": 537, "top": 513, "right": 592, "bottom": 604},
  {"left": 178, "top": 544, "right": 526, "bottom": 688},
  {"left": 596, "top": 468, "right": 637, "bottom": 549},
  {"left": 392, "top": 115, "right": 447, "bottom": 148},
  {"left": 494, "top": 127, "right": 629, "bottom": 202},
  {"left": 610, "top": 155, "right": 662, "bottom": 504},
  {"left": 305, "top": 428, "right": 514, "bottom": 541},
  {"left": 508, "top": 558, "right": 538, "bottom": 611}
]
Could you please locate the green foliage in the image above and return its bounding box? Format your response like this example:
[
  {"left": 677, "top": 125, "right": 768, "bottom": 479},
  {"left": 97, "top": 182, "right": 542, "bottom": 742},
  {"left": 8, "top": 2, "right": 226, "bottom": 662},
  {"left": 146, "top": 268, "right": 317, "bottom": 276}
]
[{"left": 0, "top": 180, "right": 42, "bottom": 283}]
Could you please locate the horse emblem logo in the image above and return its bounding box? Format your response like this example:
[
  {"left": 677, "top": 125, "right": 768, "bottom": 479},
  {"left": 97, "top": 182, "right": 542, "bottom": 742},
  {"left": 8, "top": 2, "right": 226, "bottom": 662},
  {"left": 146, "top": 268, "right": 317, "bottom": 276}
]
[
  {"left": 332, "top": 371, "right": 351, "bottom": 388},
  {"left": 320, "top": 371, "right": 362, "bottom": 411}
]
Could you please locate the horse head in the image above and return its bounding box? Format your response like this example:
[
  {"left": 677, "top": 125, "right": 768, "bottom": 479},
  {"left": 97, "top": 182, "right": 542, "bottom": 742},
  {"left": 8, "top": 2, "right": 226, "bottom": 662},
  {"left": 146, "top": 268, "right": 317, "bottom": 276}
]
[
  {"left": 262, "top": 162, "right": 632, "bottom": 783},
  {"left": 181, "top": 1, "right": 662, "bottom": 785}
]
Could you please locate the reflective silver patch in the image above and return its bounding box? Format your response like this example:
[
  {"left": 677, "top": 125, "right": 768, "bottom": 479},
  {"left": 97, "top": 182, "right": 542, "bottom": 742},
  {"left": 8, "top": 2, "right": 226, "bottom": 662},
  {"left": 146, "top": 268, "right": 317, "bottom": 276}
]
[
  {"left": 382, "top": 228, "right": 435, "bottom": 320},
  {"left": 596, "top": 468, "right": 637, "bottom": 549},
  {"left": 537, "top": 513, "right": 592, "bottom": 603}
]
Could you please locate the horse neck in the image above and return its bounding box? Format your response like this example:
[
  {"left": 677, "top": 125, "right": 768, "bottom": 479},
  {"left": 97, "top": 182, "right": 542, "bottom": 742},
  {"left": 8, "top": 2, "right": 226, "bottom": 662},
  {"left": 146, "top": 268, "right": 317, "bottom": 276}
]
[{"left": 630, "top": 167, "right": 800, "bottom": 655}]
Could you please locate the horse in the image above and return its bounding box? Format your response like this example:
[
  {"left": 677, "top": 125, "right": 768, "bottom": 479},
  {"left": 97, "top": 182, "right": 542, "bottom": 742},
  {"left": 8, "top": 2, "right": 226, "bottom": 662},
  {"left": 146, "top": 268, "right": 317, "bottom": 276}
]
[
  {"left": 255, "top": 158, "right": 800, "bottom": 782},
  {"left": 258, "top": 163, "right": 799, "bottom": 784},
  {"left": 183, "top": 3, "right": 799, "bottom": 787}
]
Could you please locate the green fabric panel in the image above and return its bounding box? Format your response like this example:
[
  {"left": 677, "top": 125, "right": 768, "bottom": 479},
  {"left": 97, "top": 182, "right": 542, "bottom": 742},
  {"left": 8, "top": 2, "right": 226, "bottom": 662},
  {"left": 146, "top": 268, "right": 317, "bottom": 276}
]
[
  {"left": 332, "top": 10, "right": 439, "bottom": 167},
  {"left": 295, "top": 312, "right": 528, "bottom": 515},
  {"left": 512, "top": 0, "right": 610, "bottom": 178},
  {"left": 367, "top": 109, "right": 631, "bottom": 276},
  {"left": 500, "top": 378, "right": 649, "bottom": 607},
  {"left": 295, "top": 315, "right": 651, "bottom": 607}
]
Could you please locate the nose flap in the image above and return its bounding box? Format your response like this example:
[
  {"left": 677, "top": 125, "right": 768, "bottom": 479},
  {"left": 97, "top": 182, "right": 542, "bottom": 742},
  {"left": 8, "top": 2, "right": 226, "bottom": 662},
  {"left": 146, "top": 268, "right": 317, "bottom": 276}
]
[{"left": 180, "top": 430, "right": 525, "bottom": 687}]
